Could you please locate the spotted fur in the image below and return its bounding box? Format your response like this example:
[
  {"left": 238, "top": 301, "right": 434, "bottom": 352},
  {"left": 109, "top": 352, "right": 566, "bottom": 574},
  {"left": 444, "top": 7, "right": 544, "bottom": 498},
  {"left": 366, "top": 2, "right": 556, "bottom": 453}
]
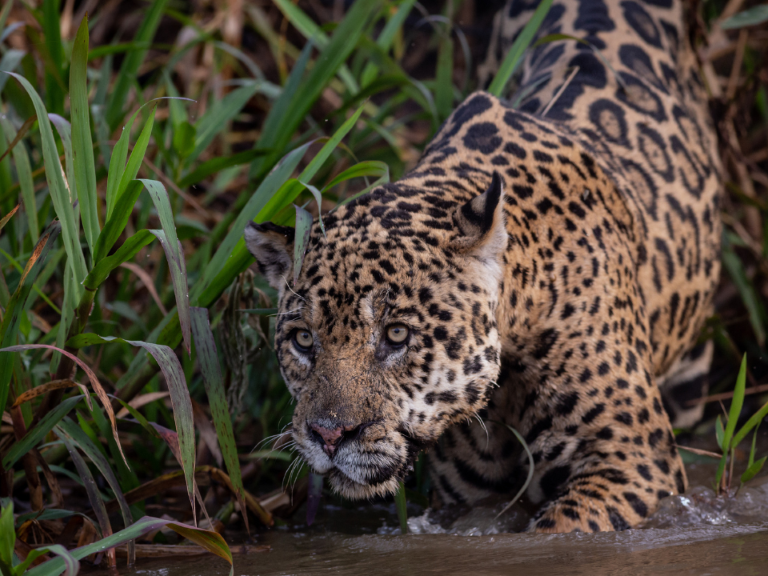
[{"left": 245, "top": 0, "right": 721, "bottom": 533}]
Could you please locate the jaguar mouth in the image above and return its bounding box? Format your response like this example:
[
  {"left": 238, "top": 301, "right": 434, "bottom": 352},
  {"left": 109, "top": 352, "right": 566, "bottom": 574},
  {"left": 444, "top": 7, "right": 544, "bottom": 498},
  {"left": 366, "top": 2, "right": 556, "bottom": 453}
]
[{"left": 311, "top": 428, "right": 430, "bottom": 499}]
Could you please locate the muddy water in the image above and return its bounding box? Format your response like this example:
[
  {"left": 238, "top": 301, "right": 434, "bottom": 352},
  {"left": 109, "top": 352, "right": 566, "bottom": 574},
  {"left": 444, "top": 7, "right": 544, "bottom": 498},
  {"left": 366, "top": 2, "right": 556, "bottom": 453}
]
[
  {"left": 122, "top": 526, "right": 768, "bottom": 575},
  {"left": 115, "top": 460, "right": 768, "bottom": 576}
]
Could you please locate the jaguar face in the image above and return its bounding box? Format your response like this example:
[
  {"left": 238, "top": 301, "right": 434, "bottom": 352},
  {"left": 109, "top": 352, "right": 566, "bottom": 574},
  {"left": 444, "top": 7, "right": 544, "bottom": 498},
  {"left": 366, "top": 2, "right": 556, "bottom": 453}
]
[{"left": 245, "top": 174, "right": 507, "bottom": 498}]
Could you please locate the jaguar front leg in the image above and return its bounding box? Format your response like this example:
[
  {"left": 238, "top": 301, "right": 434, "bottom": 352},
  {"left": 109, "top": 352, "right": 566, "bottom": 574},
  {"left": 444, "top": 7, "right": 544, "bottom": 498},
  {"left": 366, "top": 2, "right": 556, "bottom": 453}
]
[{"left": 514, "top": 340, "right": 686, "bottom": 533}]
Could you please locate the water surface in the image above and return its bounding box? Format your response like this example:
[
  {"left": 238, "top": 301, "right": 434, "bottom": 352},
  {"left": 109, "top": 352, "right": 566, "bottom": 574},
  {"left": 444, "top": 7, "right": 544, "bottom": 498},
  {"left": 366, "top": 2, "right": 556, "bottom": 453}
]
[
  {"left": 112, "top": 445, "right": 768, "bottom": 575},
  {"left": 114, "top": 475, "right": 768, "bottom": 576}
]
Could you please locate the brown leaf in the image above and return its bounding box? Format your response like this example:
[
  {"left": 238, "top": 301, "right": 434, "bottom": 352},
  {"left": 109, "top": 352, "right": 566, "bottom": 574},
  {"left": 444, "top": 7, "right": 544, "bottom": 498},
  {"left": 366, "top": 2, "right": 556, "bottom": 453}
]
[
  {"left": 115, "top": 391, "right": 170, "bottom": 418},
  {"left": 12, "top": 379, "right": 84, "bottom": 407}
]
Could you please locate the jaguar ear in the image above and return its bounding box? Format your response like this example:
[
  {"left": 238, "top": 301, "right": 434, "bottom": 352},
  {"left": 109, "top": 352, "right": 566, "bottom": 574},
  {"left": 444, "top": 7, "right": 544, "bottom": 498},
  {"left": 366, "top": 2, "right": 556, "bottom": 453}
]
[
  {"left": 244, "top": 221, "right": 295, "bottom": 291},
  {"left": 451, "top": 171, "right": 507, "bottom": 260}
]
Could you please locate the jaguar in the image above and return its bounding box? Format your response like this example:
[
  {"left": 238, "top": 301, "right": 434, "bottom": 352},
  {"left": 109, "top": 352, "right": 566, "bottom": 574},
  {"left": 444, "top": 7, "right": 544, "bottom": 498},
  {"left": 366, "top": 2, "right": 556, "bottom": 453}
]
[{"left": 244, "top": 0, "right": 720, "bottom": 532}]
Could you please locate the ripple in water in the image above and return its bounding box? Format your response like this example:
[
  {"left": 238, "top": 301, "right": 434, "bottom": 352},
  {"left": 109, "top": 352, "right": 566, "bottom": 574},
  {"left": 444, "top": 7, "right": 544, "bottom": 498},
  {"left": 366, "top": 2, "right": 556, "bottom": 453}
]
[{"left": 381, "top": 476, "right": 768, "bottom": 535}]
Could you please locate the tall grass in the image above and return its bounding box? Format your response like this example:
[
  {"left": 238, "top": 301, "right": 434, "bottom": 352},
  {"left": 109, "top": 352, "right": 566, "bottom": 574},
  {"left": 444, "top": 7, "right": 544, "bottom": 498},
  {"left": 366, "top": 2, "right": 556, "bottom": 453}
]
[
  {"left": 0, "top": 0, "right": 483, "bottom": 571},
  {"left": 0, "top": 0, "right": 765, "bottom": 573}
]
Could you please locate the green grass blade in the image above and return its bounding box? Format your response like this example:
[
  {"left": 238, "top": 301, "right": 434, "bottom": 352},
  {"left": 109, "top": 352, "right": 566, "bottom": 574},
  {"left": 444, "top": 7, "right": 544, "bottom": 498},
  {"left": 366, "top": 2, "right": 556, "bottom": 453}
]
[
  {"left": 58, "top": 433, "right": 114, "bottom": 545},
  {"left": 272, "top": 0, "right": 359, "bottom": 94},
  {"left": 334, "top": 169, "right": 390, "bottom": 208},
  {"left": 435, "top": 31, "right": 454, "bottom": 121},
  {"left": 87, "top": 41, "right": 157, "bottom": 60},
  {"left": 84, "top": 403, "right": 137, "bottom": 492},
  {"left": 0, "top": 221, "right": 60, "bottom": 414},
  {"left": 301, "top": 106, "right": 364, "bottom": 181},
  {"left": 164, "top": 71, "right": 187, "bottom": 130},
  {"left": 212, "top": 41, "right": 266, "bottom": 80},
  {"left": 70, "top": 15, "right": 100, "bottom": 253},
  {"left": 238, "top": 308, "right": 278, "bottom": 315},
  {"left": 27, "top": 516, "right": 233, "bottom": 576},
  {"left": 113, "top": 310, "right": 178, "bottom": 391},
  {"left": 17, "top": 543, "right": 79, "bottom": 576},
  {"left": 721, "top": 5, "right": 768, "bottom": 29},
  {"left": 42, "top": 0, "right": 64, "bottom": 116},
  {"left": 189, "top": 82, "right": 260, "bottom": 163},
  {"left": 52, "top": 258, "right": 77, "bottom": 373},
  {"left": 86, "top": 229, "right": 155, "bottom": 290},
  {"left": 202, "top": 141, "right": 311, "bottom": 287},
  {"left": 394, "top": 481, "right": 408, "bottom": 534},
  {"left": 360, "top": 0, "right": 417, "bottom": 87},
  {"left": 356, "top": 36, "right": 438, "bottom": 125},
  {"left": 301, "top": 182, "right": 326, "bottom": 237},
  {"left": 741, "top": 456, "right": 767, "bottom": 484},
  {"left": 251, "top": 0, "right": 380, "bottom": 179},
  {"left": 93, "top": 52, "right": 113, "bottom": 108},
  {"left": 65, "top": 334, "right": 196, "bottom": 520},
  {"left": 197, "top": 245, "right": 252, "bottom": 308},
  {"left": 0, "top": 117, "right": 38, "bottom": 243},
  {"left": 56, "top": 418, "right": 135, "bottom": 563},
  {"left": 0, "top": 0, "right": 13, "bottom": 36},
  {"left": 190, "top": 307, "right": 248, "bottom": 531},
  {"left": 715, "top": 414, "right": 724, "bottom": 450},
  {"left": 12, "top": 545, "right": 77, "bottom": 576},
  {"left": 496, "top": 423, "right": 535, "bottom": 519},
  {"left": 487, "top": 0, "right": 553, "bottom": 97},
  {"left": 722, "top": 354, "right": 748, "bottom": 452},
  {"left": 48, "top": 114, "right": 78, "bottom": 210},
  {"left": 748, "top": 426, "right": 758, "bottom": 468},
  {"left": 257, "top": 105, "right": 365, "bottom": 225},
  {"left": 178, "top": 149, "right": 268, "bottom": 188},
  {"left": 0, "top": 499, "right": 12, "bottom": 572},
  {"left": 93, "top": 180, "right": 144, "bottom": 263},
  {"left": 139, "top": 179, "right": 191, "bottom": 354},
  {"left": 117, "top": 107, "right": 157, "bottom": 208},
  {"left": 321, "top": 160, "right": 388, "bottom": 192},
  {"left": 105, "top": 112, "right": 138, "bottom": 221},
  {"left": 172, "top": 121, "right": 196, "bottom": 160},
  {"left": 104, "top": 0, "right": 169, "bottom": 129},
  {"left": 248, "top": 40, "right": 311, "bottom": 180},
  {"left": 149, "top": 228, "right": 190, "bottom": 345},
  {"left": 1, "top": 394, "right": 82, "bottom": 469},
  {"left": 732, "top": 399, "right": 768, "bottom": 448},
  {"left": 293, "top": 204, "right": 313, "bottom": 285},
  {"left": 0, "top": 49, "right": 25, "bottom": 96},
  {"left": 5, "top": 72, "right": 88, "bottom": 291}
]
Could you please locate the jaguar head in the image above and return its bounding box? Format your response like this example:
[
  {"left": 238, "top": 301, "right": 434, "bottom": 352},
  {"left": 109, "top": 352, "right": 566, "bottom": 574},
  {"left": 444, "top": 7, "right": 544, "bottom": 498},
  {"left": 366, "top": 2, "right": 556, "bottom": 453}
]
[{"left": 244, "top": 173, "right": 507, "bottom": 499}]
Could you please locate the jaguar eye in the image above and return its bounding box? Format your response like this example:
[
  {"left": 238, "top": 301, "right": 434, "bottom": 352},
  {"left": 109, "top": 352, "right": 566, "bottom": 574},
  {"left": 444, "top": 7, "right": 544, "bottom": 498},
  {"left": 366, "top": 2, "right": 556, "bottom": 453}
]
[
  {"left": 293, "top": 329, "right": 313, "bottom": 352},
  {"left": 385, "top": 324, "right": 409, "bottom": 346}
]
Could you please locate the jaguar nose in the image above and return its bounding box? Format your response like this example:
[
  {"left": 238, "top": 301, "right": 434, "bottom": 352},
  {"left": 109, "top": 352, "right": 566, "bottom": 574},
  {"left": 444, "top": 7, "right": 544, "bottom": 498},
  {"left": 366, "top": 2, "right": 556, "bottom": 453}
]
[{"left": 309, "top": 421, "right": 374, "bottom": 456}]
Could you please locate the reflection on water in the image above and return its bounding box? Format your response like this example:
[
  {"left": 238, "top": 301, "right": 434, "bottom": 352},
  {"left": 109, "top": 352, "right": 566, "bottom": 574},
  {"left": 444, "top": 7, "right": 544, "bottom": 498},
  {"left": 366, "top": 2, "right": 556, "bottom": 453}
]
[{"left": 112, "top": 462, "right": 768, "bottom": 575}]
